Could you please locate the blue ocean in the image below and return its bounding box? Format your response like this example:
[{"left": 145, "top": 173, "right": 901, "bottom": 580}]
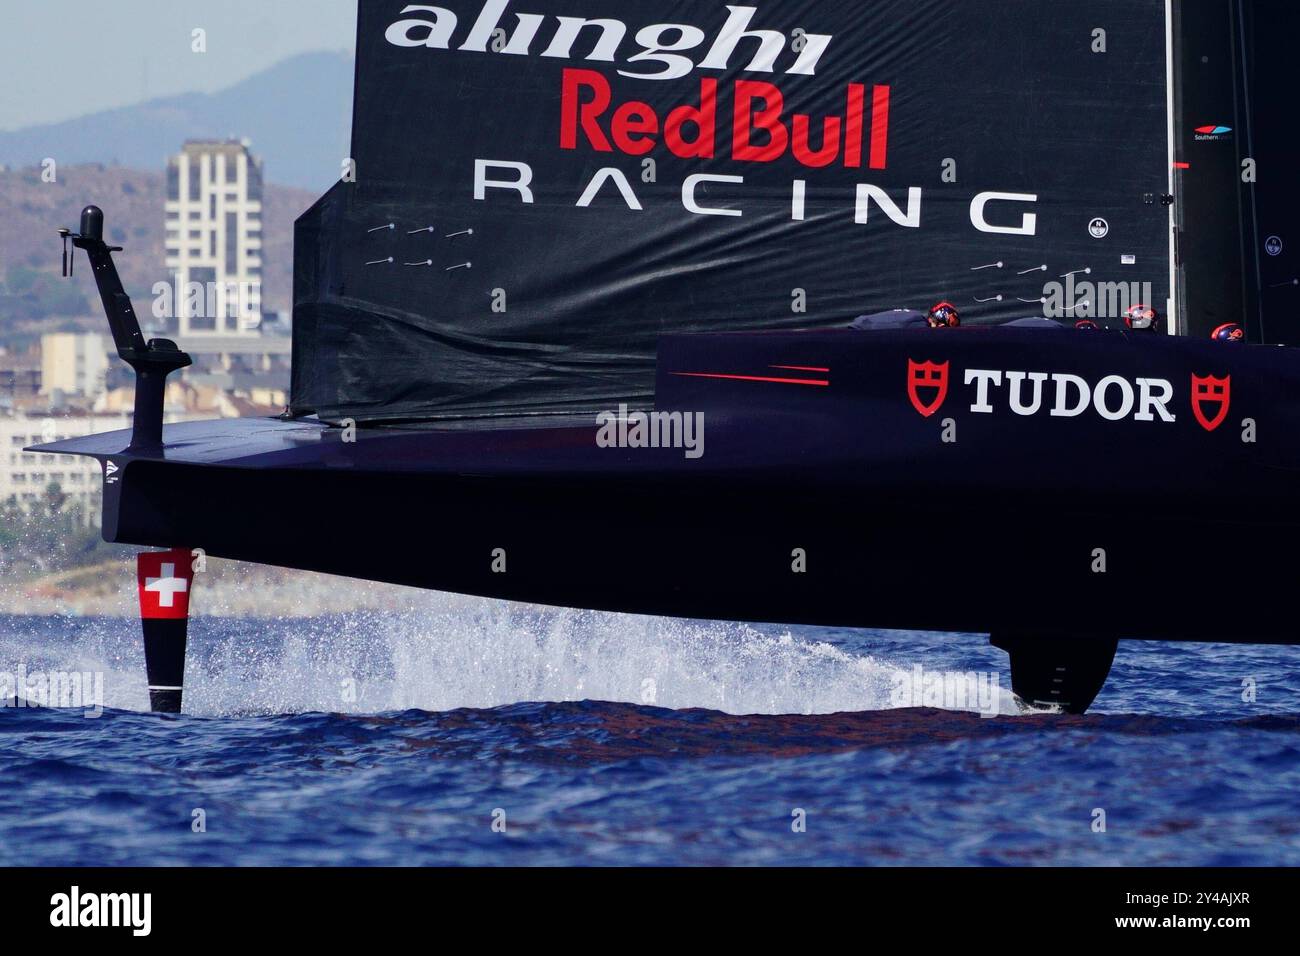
[{"left": 2, "top": 602, "right": 1298, "bottom": 866}]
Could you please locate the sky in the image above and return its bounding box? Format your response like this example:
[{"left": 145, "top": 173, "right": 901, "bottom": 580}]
[{"left": 0, "top": 0, "right": 358, "bottom": 131}]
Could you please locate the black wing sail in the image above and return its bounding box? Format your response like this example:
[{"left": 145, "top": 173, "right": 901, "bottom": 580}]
[{"left": 290, "top": 0, "right": 1174, "bottom": 424}]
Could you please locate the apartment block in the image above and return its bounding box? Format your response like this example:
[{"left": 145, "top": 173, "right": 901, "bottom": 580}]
[{"left": 164, "top": 140, "right": 264, "bottom": 337}]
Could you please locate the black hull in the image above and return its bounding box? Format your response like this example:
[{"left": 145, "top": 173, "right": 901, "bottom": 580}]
[
  {"left": 38, "top": 325, "right": 1300, "bottom": 713},
  {"left": 38, "top": 325, "right": 1300, "bottom": 650},
  {"left": 102, "top": 453, "right": 1297, "bottom": 645},
  {"left": 101, "top": 456, "right": 1289, "bottom": 645}
]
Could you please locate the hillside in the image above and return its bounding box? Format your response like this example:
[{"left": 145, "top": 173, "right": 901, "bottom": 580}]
[
  {"left": 0, "top": 52, "right": 354, "bottom": 194},
  {"left": 0, "top": 164, "right": 318, "bottom": 337}
]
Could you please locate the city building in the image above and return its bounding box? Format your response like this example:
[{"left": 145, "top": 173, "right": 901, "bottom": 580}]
[
  {"left": 40, "top": 332, "right": 109, "bottom": 400},
  {"left": 1, "top": 386, "right": 288, "bottom": 528},
  {"left": 0, "top": 412, "right": 131, "bottom": 528},
  {"left": 95, "top": 378, "right": 286, "bottom": 420},
  {"left": 164, "top": 139, "right": 265, "bottom": 337},
  {"left": 0, "top": 348, "right": 41, "bottom": 404}
]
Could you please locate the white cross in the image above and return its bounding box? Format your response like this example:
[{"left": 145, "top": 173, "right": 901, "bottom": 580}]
[{"left": 145, "top": 563, "right": 188, "bottom": 608}]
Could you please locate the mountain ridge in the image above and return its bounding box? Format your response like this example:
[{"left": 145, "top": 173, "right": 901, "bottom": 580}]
[
  {"left": 0, "top": 52, "right": 354, "bottom": 193},
  {"left": 0, "top": 164, "right": 315, "bottom": 331}
]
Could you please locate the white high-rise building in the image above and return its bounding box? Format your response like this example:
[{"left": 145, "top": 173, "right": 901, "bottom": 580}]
[{"left": 164, "top": 140, "right": 264, "bottom": 337}]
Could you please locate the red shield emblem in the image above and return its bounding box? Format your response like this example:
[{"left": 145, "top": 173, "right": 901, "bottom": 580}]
[
  {"left": 907, "top": 359, "right": 949, "bottom": 418},
  {"left": 1190, "top": 374, "right": 1230, "bottom": 432}
]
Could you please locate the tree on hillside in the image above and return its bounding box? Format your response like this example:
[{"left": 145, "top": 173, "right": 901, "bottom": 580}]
[{"left": 0, "top": 265, "right": 90, "bottom": 323}]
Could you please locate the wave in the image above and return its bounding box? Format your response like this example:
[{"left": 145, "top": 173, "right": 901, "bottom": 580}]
[{"left": 0, "top": 597, "right": 1021, "bottom": 718}]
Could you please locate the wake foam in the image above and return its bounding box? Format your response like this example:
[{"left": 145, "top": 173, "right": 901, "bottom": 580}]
[{"left": 1, "top": 594, "right": 1019, "bottom": 718}]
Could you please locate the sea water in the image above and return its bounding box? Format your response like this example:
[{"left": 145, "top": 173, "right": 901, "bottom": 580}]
[{"left": 1, "top": 601, "right": 1297, "bottom": 866}]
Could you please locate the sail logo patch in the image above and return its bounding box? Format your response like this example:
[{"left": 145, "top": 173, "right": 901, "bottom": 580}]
[
  {"left": 907, "top": 359, "right": 949, "bottom": 417},
  {"left": 905, "top": 362, "right": 1233, "bottom": 430},
  {"left": 560, "top": 69, "right": 890, "bottom": 170},
  {"left": 1194, "top": 124, "right": 1233, "bottom": 142},
  {"left": 385, "top": 3, "right": 833, "bottom": 82},
  {"left": 1190, "top": 374, "right": 1231, "bottom": 432}
]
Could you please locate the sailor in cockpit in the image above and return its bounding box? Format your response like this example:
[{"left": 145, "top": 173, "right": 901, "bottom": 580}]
[
  {"left": 849, "top": 301, "right": 960, "bottom": 330},
  {"left": 926, "top": 302, "right": 960, "bottom": 328}
]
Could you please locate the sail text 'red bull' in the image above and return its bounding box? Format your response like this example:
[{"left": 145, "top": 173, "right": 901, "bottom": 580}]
[{"left": 560, "top": 69, "right": 889, "bottom": 169}]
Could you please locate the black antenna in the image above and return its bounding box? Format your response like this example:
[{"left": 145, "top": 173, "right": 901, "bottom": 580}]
[{"left": 56, "top": 206, "right": 191, "bottom": 454}]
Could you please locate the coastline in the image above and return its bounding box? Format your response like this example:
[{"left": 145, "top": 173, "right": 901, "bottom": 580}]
[{"left": 3, "top": 557, "right": 434, "bottom": 618}]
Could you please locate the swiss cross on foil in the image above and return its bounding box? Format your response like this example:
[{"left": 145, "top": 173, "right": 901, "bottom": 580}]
[{"left": 136, "top": 549, "right": 194, "bottom": 620}]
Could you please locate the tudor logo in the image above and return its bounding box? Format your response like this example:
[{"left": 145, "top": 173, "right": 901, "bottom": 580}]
[
  {"left": 907, "top": 359, "right": 949, "bottom": 417},
  {"left": 903, "top": 361, "right": 1236, "bottom": 430},
  {"left": 1190, "top": 374, "right": 1231, "bottom": 432}
]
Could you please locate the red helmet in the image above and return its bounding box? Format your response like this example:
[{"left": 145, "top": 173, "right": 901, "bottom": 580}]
[
  {"left": 1211, "top": 322, "right": 1245, "bottom": 343},
  {"left": 1074, "top": 320, "right": 1100, "bottom": 331},
  {"left": 1123, "top": 303, "right": 1160, "bottom": 332},
  {"left": 928, "top": 301, "right": 960, "bottom": 328}
]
